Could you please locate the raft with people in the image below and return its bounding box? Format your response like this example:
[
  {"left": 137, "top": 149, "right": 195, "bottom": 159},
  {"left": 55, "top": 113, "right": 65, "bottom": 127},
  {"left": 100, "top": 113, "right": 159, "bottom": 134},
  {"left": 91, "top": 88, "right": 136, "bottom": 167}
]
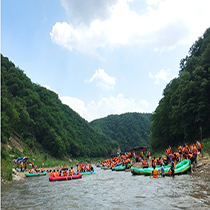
[
  {"left": 131, "top": 159, "right": 191, "bottom": 176},
  {"left": 25, "top": 171, "right": 46, "bottom": 177},
  {"left": 113, "top": 162, "right": 133, "bottom": 171},
  {"left": 49, "top": 173, "right": 82, "bottom": 181}
]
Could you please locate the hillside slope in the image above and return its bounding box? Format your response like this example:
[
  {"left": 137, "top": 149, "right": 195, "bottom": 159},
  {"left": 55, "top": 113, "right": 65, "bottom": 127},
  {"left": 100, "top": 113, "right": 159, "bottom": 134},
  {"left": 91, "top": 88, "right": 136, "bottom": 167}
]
[
  {"left": 150, "top": 27, "right": 210, "bottom": 150},
  {"left": 1, "top": 54, "right": 118, "bottom": 158},
  {"left": 90, "top": 113, "right": 152, "bottom": 152}
]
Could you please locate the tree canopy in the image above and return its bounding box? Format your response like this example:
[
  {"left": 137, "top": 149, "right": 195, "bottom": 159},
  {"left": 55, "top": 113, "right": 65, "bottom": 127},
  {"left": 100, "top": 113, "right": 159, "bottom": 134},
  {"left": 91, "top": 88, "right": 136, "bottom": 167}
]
[
  {"left": 90, "top": 113, "right": 152, "bottom": 152},
  {"left": 150, "top": 27, "right": 210, "bottom": 151}
]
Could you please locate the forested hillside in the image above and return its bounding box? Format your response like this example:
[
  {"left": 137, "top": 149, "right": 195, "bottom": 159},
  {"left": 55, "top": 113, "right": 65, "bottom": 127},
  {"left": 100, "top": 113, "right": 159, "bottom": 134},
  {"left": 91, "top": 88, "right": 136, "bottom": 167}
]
[
  {"left": 90, "top": 113, "right": 152, "bottom": 152},
  {"left": 1, "top": 54, "right": 118, "bottom": 158},
  {"left": 150, "top": 28, "right": 210, "bottom": 150}
]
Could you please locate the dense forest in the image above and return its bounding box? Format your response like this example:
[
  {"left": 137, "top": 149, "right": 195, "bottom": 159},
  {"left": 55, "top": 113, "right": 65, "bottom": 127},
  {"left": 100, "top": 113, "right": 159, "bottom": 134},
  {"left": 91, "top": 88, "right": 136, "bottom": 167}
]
[
  {"left": 1, "top": 54, "right": 119, "bottom": 158},
  {"left": 150, "top": 27, "right": 210, "bottom": 151},
  {"left": 90, "top": 113, "right": 152, "bottom": 152}
]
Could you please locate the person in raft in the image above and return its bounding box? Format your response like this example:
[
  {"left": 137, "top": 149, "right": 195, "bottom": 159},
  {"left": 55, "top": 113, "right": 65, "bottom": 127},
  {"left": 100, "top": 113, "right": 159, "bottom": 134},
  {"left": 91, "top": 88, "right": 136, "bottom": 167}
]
[
  {"left": 142, "top": 158, "right": 149, "bottom": 168},
  {"left": 55, "top": 170, "right": 60, "bottom": 177},
  {"left": 50, "top": 170, "right": 55, "bottom": 177},
  {"left": 170, "top": 160, "right": 175, "bottom": 178},
  {"left": 69, "top": 167, "right": 75, "bottom": 175},
  {"left": 150, "top": 166, "right": 158, "bottom": 178},
  {"left": 76, "top": 165, "right": 81, "bottom": 173},
  {"left": 63, "top": 169, "right": 68, "bottom": 176}
]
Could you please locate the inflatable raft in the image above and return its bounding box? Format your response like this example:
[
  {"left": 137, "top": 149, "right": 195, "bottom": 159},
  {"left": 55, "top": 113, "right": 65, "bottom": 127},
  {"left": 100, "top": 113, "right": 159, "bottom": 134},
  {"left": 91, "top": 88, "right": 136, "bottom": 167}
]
[
  {"left": 80, "top": 171, "right": 95, "bottom": 175},
  {"left": 165, "top": 159, "right": 191, "bottom": 176},
  {"left": 49, "top": 173, "right": 82, "bottom": 181},
  {"left": 131, "top": 159, "right": 190, "bottom": 176},
  {"left": 25, "top": 171, "right": 46, "bottom": 177},
  {"left": 114, "top": 162, "right": 133, "bottom": 171}
]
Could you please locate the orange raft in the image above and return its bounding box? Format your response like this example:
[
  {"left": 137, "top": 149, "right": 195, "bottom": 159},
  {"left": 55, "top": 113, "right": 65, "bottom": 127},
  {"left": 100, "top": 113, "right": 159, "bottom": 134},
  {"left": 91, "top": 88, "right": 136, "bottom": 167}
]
[{"left": 49, "top": 173, "right": 82, "bottom": 181}]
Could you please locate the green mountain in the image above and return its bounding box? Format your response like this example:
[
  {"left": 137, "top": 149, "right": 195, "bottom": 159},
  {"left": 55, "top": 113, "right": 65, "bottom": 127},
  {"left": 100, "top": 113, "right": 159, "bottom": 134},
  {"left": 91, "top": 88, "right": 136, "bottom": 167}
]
[
  {"left": 90, "top": 113, "right": 152, "bottom": 152},
  {"left": 150, "top": 27, "right": 210, "bottom": 151},
  {"left": 1, "top": 54, "right": 118, "bottom": 158}
]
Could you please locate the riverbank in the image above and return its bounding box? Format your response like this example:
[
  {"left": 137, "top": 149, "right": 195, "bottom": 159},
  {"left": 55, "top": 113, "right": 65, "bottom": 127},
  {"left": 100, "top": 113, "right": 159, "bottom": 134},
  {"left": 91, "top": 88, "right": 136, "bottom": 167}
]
[{"left": 2, "top": 156, "right": 209, "bottom": 185}]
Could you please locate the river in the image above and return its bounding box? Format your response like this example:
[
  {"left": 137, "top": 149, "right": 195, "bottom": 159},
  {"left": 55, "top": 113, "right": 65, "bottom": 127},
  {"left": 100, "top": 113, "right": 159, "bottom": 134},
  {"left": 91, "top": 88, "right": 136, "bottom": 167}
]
[{"left": 1, "top": 167, "right": 210, "bottom": 210}]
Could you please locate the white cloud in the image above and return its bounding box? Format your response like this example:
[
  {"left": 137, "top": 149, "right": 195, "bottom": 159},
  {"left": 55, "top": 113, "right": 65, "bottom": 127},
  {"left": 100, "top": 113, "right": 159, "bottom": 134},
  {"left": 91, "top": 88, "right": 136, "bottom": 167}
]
[
  {"left": 42, "top": 85, "right": 58, "bottom": 93},
  {"left": 86, "top": 68, "right": 116, "bottom": 90},
  {"left": 149, "top": 69, "right": 176, "bottom": 84},
  {"left": 146, "top": 0, "right": 161, "bottom": 6},
  {"left": 149, "top": 72, "right": 154, "bottom": 79},
  {"left": 51, "top": 0, "right": 210, "bottom": 56},
  {"left": 59, "top": 94, "right": 150, "bottom": 122}
]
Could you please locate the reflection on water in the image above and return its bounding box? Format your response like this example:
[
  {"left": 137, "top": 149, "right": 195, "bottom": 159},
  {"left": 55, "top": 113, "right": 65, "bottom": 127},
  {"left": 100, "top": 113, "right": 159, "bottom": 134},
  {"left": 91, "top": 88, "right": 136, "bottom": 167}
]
[{"left": 1, "top": 168, "right": 210, "bottom": 210}]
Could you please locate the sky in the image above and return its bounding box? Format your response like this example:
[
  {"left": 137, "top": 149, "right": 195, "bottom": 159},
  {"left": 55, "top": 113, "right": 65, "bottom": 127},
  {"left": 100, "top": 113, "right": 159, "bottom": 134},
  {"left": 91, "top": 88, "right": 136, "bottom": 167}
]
[{"left": 1, "top": 0, "right": 210, "bottom": 122}]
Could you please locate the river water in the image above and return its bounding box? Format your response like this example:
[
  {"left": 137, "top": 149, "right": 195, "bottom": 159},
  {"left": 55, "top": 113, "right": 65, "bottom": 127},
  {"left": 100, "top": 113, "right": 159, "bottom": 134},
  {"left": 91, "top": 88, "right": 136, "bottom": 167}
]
[{"left": 1, "top": 167, "right": 210, "bottom": 210}]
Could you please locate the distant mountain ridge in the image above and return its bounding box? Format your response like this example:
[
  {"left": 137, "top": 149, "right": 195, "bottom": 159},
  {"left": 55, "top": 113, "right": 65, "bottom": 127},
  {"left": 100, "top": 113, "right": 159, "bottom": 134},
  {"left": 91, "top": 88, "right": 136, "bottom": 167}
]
[{"left": 90, "top": 113, "right": 152, "bottom": 152}]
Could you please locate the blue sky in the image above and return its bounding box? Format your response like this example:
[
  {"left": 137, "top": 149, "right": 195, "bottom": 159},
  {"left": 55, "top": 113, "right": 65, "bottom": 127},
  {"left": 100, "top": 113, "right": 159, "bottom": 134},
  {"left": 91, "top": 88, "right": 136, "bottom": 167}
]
[{"left": 2, "top": 0, "right": 210, "bottom": 121}]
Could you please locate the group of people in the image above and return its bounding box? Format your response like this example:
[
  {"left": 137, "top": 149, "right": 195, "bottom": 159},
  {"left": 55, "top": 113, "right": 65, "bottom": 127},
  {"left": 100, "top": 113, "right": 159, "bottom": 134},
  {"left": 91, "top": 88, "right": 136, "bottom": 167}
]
[
  {"left": 28, "top": 167, "right": 45, "bottom": 174},
  {"left": 20, "top": 162, "right": 28, "bottom": 172},
  {"left": 100, "top": 154, "right": 132, "bottom": 169},
  {"left": 149, "top": 141, "right": 202, "bottom": 178},
  {"left": 133, "top": 150, "right": 150, "bottom": 162},
  {"left": 76, "top": 163, "right": 94, "bottom": 172},
  {"left": 50, "top": 167, "right": 76, "bottom": 177},
  {"left": 24, "top": 161, "right": 45, "bottom": 174},
  {"left": 49, "top": 163, "right": 95, "bottom": 177}
]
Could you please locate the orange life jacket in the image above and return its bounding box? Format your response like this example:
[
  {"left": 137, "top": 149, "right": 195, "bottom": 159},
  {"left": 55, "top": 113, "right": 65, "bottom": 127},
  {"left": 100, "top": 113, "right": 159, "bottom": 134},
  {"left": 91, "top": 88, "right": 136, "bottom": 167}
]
[
  {"left": 192, "top": 146, "right": 197, "bottom": 153},
  {"left": 178, "top": 146, "right": 182, "bottom": 152},
  {"left": 171, "top": 161, "right": 175, "bottom": 170},
  {"left": 188, "top": 153, "right": 193, "bottom": 160},
  {"left": 185, "top": 146, "right": 189, "bottom": 153},
  {"left": 63, "top": 170, "right": 67, "bottom": 176},
  {"left": 55, "top": 171, "right": 60, "bottom": 177},
  {"left": 143, "top": 160, "right": 148, "bottom": 167},
  {"left": 153, "top": 169, "right": 158, "bottom": 178},
  {"left": 156, "top": 158, "right": 160, "bottom": 165},
  {"left": 196, "top": 142, "right": 201, "bottom": 148}
]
